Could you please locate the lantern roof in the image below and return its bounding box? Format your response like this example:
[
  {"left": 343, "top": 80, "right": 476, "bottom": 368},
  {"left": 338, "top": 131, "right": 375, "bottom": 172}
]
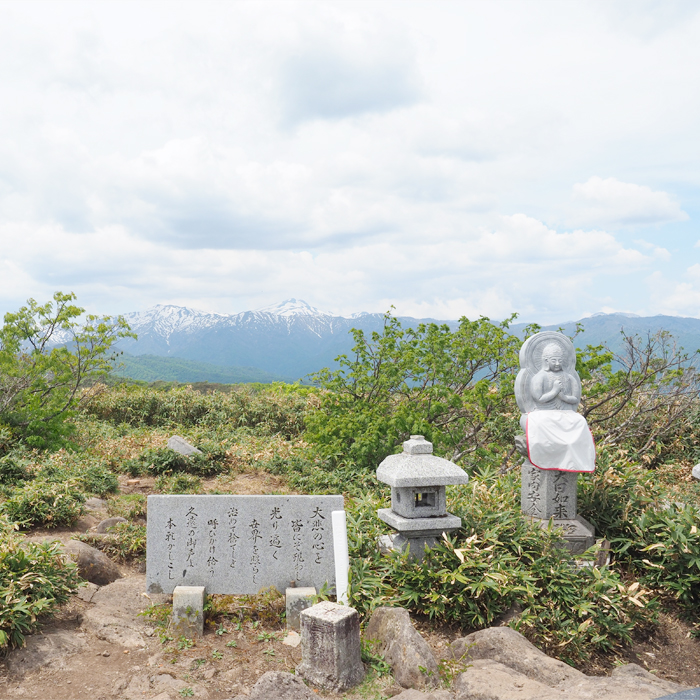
[{"left": 376, "top": 435, "right": 470, "bottom": 488}]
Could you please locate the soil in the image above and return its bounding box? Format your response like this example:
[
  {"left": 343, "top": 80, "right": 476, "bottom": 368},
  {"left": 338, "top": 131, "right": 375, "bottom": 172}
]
[{"left": 2, "top": 484, "right": 700, "bottom": 699}]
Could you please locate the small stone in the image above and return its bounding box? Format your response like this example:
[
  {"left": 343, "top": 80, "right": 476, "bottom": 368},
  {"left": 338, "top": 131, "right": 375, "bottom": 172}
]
[
  {"left": 96, "top": 516, "right": 128, "bottom": 533},
  {"left": 244, "top": 671, "right": 318, "bottom": 700},
  {"left": 283, "top": 630, "right": 301, "bottom": 647},
  {"left": 103, "top": 651, "right": 110, "bottom": 657},
  {"left": 203, "top": 668, "right": 217, "bottom": 679},
  {"left": 63, "top": 541, "right": 122, "bottom": 586},
  {"left": 286, "top": 586, "right": 316, "bottom": 631},
  {"left": 693, "top": 463, "right": 700, "bottom": 480},
  {"left": 76, "top": 581, "right": 100, "bottom": 602},
  {"left": 85, "top": 497, "right": 107, "bottom": 510}
]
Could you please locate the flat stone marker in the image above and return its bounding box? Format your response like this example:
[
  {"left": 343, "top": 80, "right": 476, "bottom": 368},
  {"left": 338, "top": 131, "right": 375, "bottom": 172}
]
[
  {"left": 147, "top": 495, "right": 343, "bottom": 595},
  {"left": 167, "top": 435, "right": 202, "bottom": 456}
]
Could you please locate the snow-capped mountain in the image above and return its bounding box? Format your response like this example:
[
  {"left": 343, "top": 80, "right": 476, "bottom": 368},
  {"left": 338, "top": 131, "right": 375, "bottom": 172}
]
[
  {"left": 113, "top": 302, "right": 700, "bottom": 383},
  {"left": 117, "top": 299, "right": 405, "bottom": 379},
  {"left": 253, "top": 298, "right": 332, "bottom": 318}
]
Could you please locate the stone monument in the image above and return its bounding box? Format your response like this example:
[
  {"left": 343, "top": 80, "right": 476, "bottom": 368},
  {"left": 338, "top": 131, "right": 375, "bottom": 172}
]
[
  {"left": 146, "top": 494, "right": 343, "bottom": 595},
  {"left": 514, "top": 331, "right": 596, "bottom": 553},
  {"left": 376, "top": 435, "right": 469, "bottom": 559}
]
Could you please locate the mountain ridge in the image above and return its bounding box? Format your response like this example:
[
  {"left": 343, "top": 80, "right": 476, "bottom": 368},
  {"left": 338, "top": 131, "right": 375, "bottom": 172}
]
[{"left": 113, "top": 300, "right": 700, "bottom": 383}]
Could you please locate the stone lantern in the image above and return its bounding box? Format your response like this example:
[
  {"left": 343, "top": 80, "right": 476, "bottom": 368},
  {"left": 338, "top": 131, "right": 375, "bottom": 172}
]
[{"left": 376, "top": 435, "right": 469, "bottom": 559}]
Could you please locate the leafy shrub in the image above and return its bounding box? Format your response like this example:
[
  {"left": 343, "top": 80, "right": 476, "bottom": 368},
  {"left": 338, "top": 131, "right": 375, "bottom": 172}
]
[
  {"left": 0, "top": 515, "right": 83, "bottom": 650},
  {"left": 155, "top": 473, "right": 202, "bottom": 494},
  {"left": 78, "top": 521, "right": 147, "bottom": 561},
  {"left": 77, "top": 462, "right": 119, "bottom": 496},
  {"left": 107, "top": 493, "right": 147, "bottom": 521},
  {"left": 82, "top": 383, "right": 308, "bottom": 438},
  {"left": 124, "top": 447, "right": 225, "bottom": 478},
  {"left": 616, "top": 502, "right": 700, "bottom": 610},
  {"left": 35, "top": 456, "right": 118, "bottom": 496},
  {"left": 0, "top": 455, "right": 31, "bottom": 485},
  {"left": 263, "top": 453, "right": 377, "bottom": 495},
  {"left": 578, "top": 448, "right": 662, "bottom": 541},
  {"left": 345, "top": 481, "right": 656, "bottom": 664},
  {"left": 0, "top": 481, "right": 86, "bottom": 528}
]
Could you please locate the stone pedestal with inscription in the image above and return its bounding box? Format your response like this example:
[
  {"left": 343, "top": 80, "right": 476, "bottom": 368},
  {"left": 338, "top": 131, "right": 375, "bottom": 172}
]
[
  {"left": 297, "top": 601, "right": 365, "bottom": 692},
  {"left": 521, "top": 461, "right": 595, "bottom": 554}
]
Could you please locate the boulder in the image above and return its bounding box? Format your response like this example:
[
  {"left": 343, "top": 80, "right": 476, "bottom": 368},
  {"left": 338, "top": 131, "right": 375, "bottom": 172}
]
[
  {"left": 81, "top": 575, "right": 155, "bottom": 648},
  {"left": 394, "top": 690, "right": 455, "bottom": 700},
  {"left": 4, "top": 630, "right": 88, "bottom": 676},
  {"left": 449, "top": 626, "right": 583, "bottom": 687},
  {"left": 96, "top": 516, "right": 128, "bottom": 533},
  {"left": 449, "top": 628, "right": 686, "bottom": 700},
  {"left": 231, "top": 671, "right": 318, "bottom": 700},
  {"left": 63, "top": 540, "right": 122, "bottom": 586},
  {"left": 365, "top": 607, "right": 439, "bottom": 689}
]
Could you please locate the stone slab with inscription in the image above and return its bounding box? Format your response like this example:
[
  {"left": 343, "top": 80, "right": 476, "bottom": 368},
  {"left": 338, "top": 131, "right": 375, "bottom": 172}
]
[
  {"left": 521, "top": 461, "right": 577, "bottom": 520},
  {"left": 146, "top": 495, "right": 344, "bottom": 595}
]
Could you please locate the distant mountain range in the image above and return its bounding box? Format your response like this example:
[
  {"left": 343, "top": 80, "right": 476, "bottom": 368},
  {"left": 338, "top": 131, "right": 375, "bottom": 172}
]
[{"left": 111, "top": 299, "right": 700, "bottom": 383}]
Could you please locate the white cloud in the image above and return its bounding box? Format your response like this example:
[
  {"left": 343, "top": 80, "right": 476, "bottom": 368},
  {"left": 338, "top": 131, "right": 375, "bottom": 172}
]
[
  {"left": 570, "top": 177, "right": 688, "bottom": 227},
  {"left": 0, "top": 1, "right": 698, "bottom": 326}
]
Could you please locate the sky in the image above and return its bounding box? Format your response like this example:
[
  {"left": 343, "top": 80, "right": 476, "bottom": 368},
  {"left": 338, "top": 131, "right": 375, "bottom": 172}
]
[{"left": 0, "top": 0, "right": 699, "bottom": 324}]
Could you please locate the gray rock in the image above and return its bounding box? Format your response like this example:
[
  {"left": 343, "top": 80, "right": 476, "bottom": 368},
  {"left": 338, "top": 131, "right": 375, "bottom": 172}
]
[
  {"left": 81, "top": 575, "right": 154, "bottom": 648},
  {"left": 692, "top": 463, "right": 700, "bottom": 481},
  {"left": 168, "top": 435, "right": 202, "bottom": 456},
  {"left": 449, "top": 629, "right": 686, "bottom": 700},
  {"left": 96, "top": 516, "right": 128, "bottom": 533},
  {"left": 454, "top": 659, "right": 566, "bottom": 700},
  {"left": 365, "top": 607, "right": 439, "bottom": 689},
  {"left": 85, "top": 497, "right": 108, "bottom": 511},
  {"left": 394, "top": 690, "right": 455, "bottom": 700},
  {"left": 656, "top": 689, "right": 700, "bottom": 700},
  {"left": 63, "top": 540, "right": 122, "bottom": 586},
  {"left": 449, "top": 626, "right": 583, "bottom": 687},
  {"left": 4, "top": 630, "right": 88, "bottom": 676},
  {"left": 75, "top": 581, "right": 100, "bottom": 602},
  {"left": 232, "top": 670, "right": 318, "bottom": 700}
]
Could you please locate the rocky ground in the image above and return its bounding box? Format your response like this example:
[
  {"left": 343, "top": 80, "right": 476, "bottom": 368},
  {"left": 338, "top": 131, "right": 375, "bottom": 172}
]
[{"left": 1, "top": 498, "right": 699, "bottom": 700}]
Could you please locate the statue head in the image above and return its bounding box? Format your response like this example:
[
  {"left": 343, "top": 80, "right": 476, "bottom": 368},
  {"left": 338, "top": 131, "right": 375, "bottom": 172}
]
[{"left": 542, "top": 342, "right": 564, "bottom": 372}]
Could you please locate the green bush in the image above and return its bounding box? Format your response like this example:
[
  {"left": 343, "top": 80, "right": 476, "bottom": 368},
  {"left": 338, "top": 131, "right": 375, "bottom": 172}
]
[
  {"left": 616, "top": 502, "right": 700, "bottom": 610},
  {"left": 126, "top": 447, "right": 225, "bottom": 478},
  {"left": 0, "top": 455, "right": 31, "bottom": 485},
  {"left": 35, "top": 456, "right": 118, "bottom": 497},
  {"left": 346, "top": 481, "right": 656, "bottom": 664},
  {"left": 78, "top": 521, "right": 147, "bottom": 561},
  {"left": 578, "top": 448, "right": 662, "bottom": 541},
  {"left": 107, "top": 494, "right": 146, "bottom": 521},
  {"left": 0, "top": 515, "right": 83, "bottom": 650},
  {"left": 155, "top": 473, "right": 202, "bottom": 494},
  {"left": 0, "top": 481, "right": 86, "bottom": 528},
  {"left": 263, "top": 453, "right": 377, "bottom": 496},
  {"left": 82, "top": 383, "right": 308, "bottom": 438}
]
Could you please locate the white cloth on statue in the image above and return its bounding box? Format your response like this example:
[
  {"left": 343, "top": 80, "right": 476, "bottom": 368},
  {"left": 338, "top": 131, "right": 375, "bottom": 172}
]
[{"left": 526, "top": 410, "right": 595, "bottom": 473}]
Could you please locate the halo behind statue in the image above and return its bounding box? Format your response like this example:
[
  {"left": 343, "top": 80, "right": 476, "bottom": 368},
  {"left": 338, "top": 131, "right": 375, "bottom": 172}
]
[{"left": 515, "top": 331, "right": 581, "bottom": 414}]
